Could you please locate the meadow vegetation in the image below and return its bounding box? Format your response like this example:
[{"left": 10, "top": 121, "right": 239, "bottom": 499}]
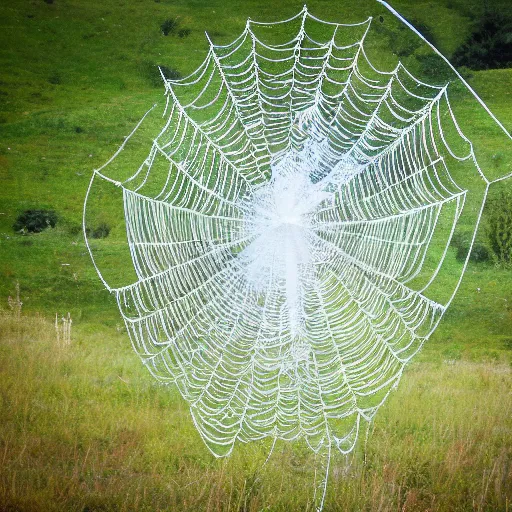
[
  {"left": 1, "top": 0, "right": 512, "bottom": 510},
  {"left": 1, "top": 306, "right": 511, "bottom": 511}
]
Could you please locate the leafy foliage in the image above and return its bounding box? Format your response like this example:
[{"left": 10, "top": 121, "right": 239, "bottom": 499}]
[
  {"left": 416, "top": 54, "right": 453, "bottom": 81},
  {"left": 91, "top": 222, "right": 111, "bottom": 239},
  {"left": 13, "top": 209, "right": 57, "bottom": 233},
  {"left": 468, "top": 243, "right": 490, "bottom": 263},
  {"left": 376, "top": 15, "right": 435, "bottom": 58},
  {"left": 450, "top": 232, "right": 490, "bottom": 263},
  {"left": 452, "top": 10, "right": 512, "bottom": 70},
  {"left": 159, "top": 64, "right": 181, "bottom": 81},
  {"left": 160, "top": 17, "right": 191, "bottom": 39},
  {"left": 161, "top": 17, "right": 180, "bottom": 36},
  {"left": 139, "top": 61, "right": 181, "bottom": 87},
  {"left": 178, "top": 28, "right": 191, "bottom": 38},
  {"left": 485, "top": 190, "right": 512, "bottom": 265},
  {"left": 48, "top": 72, "right": 61, "bottom": 85}
]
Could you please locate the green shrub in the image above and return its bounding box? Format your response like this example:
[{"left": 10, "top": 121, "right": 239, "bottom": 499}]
[
  {"left": 68, "top": 224, "right": 82, "bottom": 236},
  {"left": 451, "top": 231, "right": 470, "bottom": 260},
  {"left": 376, "top": 16, "right": 435, "bottom": 59},
  {"left": 91, "top": 223, "right": 111, "bottom": 239},
  {"left": 160, "top": 17, "right": 191, "bottom": 39},
  {"left": 416, "top": 54, "right": 452, "bottom": 82},
  {"left": 410, "top": 19, "right": 435, "bottom": 45},
  {"left": 486, "top": 190, "right": 512, "bottom": 265},
  {"left": 13, "top": 210, "right": 57, "bottom": 233},
  {"left": 161, "top": 17, "right": 180, "bottom": 36},
  {"left": 159, "top": 65, "right": 181, "bottom": 81},
  {"left": 48, "top": 72, "right": 61, "bottom": 85},
  {"left": 139, "top": 61, "right": 181, "bottom": 87},
  {"left": 178, "top": 28, "right": 191, "bottom": 38},
  {"left": 450, "top": 231, "right": 490, "bottom": 263},
  {"left": 452, "top": 10, "right": 512, "bottom": 70},
  {"left": 469, "top": 243, "right": 490, "bottom": 263}
]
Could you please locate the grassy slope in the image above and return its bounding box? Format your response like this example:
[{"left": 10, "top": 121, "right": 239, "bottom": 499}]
[
  {"left": 1, "top": 312, "right": 511, "bottom": 511},
  {"left": 0, "top": 0, "right": 511, "bottom": 330},
  {"left": 0, "top": 0, "right": 511, "bottom": 510}
]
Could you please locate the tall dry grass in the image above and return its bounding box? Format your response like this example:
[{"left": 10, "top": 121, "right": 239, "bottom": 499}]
[{"left": 0, "top": 310, "right": 511, "bottom": 511}]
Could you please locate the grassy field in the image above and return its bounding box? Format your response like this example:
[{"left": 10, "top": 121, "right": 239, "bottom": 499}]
[
  {"left": 1, "top": 0, "right": 512, "bottom": 510},
  {"left": 1, "top": 309, "right": 511, "bottom": 511}
]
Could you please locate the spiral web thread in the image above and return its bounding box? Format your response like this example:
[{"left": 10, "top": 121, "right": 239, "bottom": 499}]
[{"left": 84, "top": 5, "right": 508, "bottom": 509}]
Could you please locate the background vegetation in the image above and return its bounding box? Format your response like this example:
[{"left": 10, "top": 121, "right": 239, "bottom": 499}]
[{"left": 0, "top": 0, "right": 511, "bottom": 510}]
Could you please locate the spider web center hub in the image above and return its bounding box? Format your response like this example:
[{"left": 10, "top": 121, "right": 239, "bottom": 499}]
[{"left": 238, "top": 151, "right": 331, "bottom": 334}]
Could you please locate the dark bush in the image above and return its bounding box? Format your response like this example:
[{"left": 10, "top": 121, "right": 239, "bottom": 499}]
[
  {"left": 450, "top": 233, "right": 471, "bottom": 261},
  {"left": 68, "top": 224, "right": 82, "bottom": 236},
  {"left": 376, "top": 17, "right": 435, "bottom": 58},
  {"left": 390, "top": 26, "right": 421, "bottom": 58},
  {"left": 470, "top": 243, "right": 490, "bottom": 263},
  {"left": 416, "top": 54, "right": 452, "bottom": 82},
  {"left": 450, "top": 231, "right": 468, "bottom": 252},
  {"left": 452, "top": 10, "right": 512, "bottom": 70},
  {"left": 451, "top": 231, "right": 490, "bottom": 263},
  {"left": 159, "top": 65, "right": 181, "bottom": 81},
  {"left": 91, "top": 223, "right": 111, "bottom": 239},
  {"left": 486, "top": 190, "right": 512, "bottom": 265},
  {"left": 178, "top": 28, "right": 191, "bottom": 38},
  {"left": 410, "top": 20, "right": 435, "bottom": 45},
  {"left": 14, "top": 210, "right": 57, "bottom": 233},
  {"left": 139, "top": 61, "right": 181, "bottom": 87},
  {"left": 455, "top": 243, "right": 469, "bottom": 262},
  {"left": 161, "top": 17, "right": 180, "bottom": 36},
  {"left": 48, "top": 73, "right": 61, "bottom": 85}
]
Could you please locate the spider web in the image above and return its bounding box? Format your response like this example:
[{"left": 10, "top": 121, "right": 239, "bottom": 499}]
[{"left": 84, "top": 5, "right": 508, "bottom": 510}]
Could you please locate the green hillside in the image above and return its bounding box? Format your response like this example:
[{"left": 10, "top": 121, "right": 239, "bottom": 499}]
[
  {"left": 0, "top": 0, "right": 511, "bottom": 510},
  {"left": 1, "top": 0, "right": 511, "bottom": 333}
]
